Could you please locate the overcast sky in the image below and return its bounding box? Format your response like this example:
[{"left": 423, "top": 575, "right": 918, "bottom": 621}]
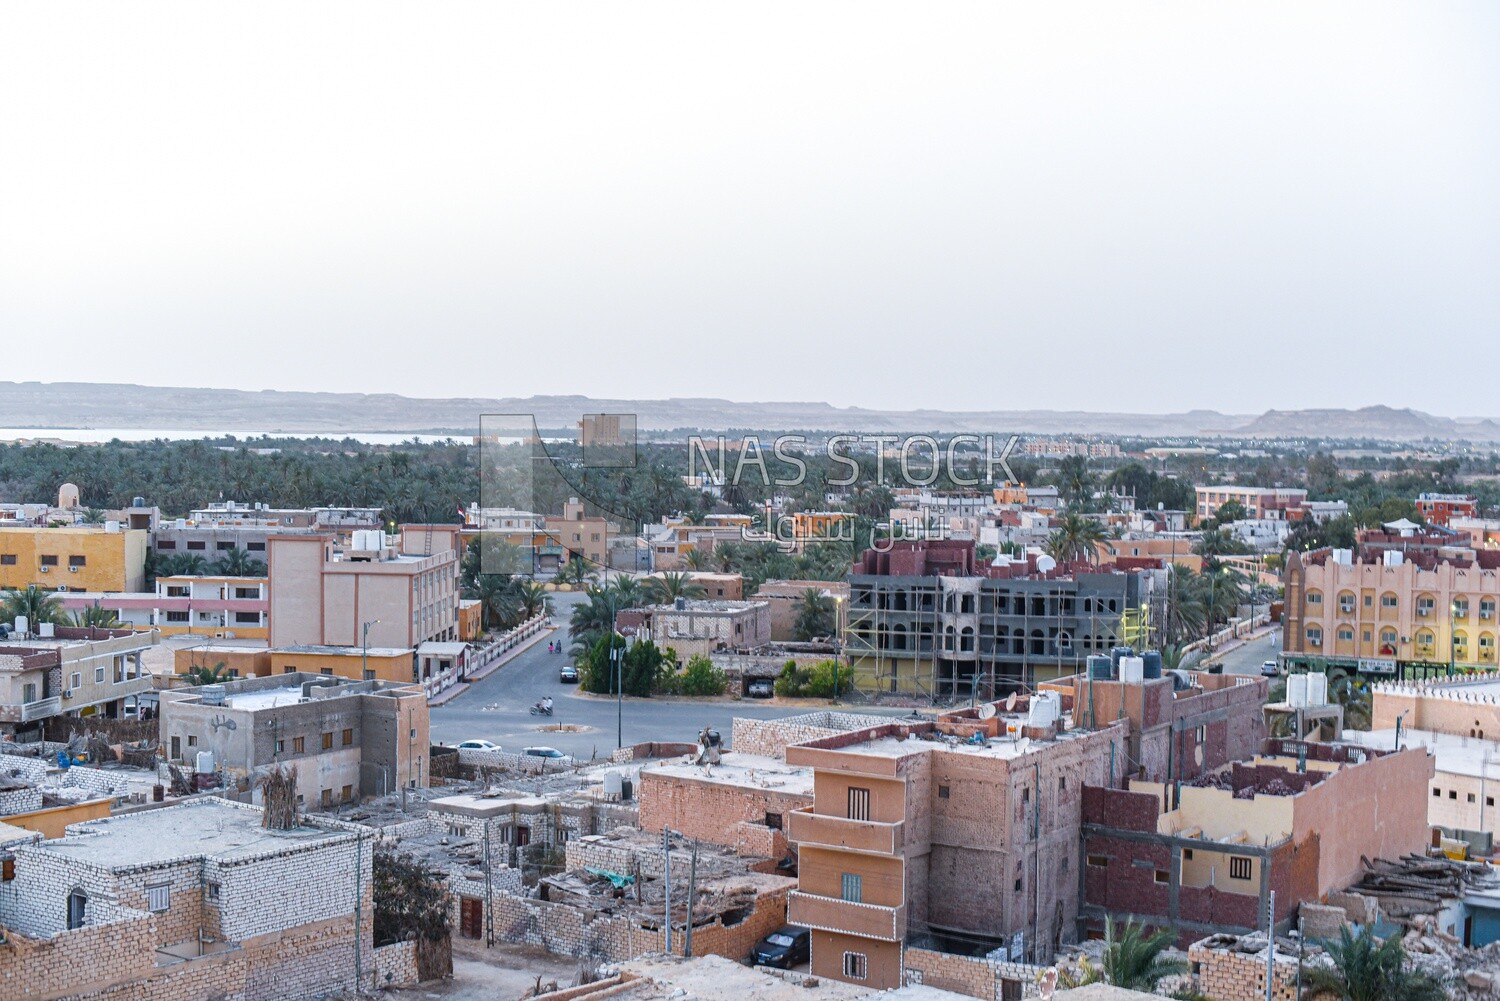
[{"left": 2, "top": 3, "right": 1497, "bottom": 416}]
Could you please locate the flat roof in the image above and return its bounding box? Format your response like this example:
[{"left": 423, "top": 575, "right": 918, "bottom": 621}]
[
  {"left": 30, "top": 798, "right": 348, "bottom": 868},
  {"left": 429, "top": 792, "right": 551, "bottom": 817},
  {"left": 1343, "top": 728, "right": 1494, "bottom": 778},
  {"left": 273, "top": 644, "right": 412, "bottom": 657},
  {"left": 644, "top": 752, "right": 814, "bottom": 796},
  {"left": 842, "top": 722, "right": 1085, "bottom": 761},
  {"left": 223, "top": 686, "right": 313, "bottom": 711}
]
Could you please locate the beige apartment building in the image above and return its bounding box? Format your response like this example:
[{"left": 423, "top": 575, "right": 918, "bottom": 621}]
[
  {"left": 267, "top": 525, "right": 461, "bottom": 651},
  {"left": 1283, "top": 538, "right": 1500, "bottom": 679}
]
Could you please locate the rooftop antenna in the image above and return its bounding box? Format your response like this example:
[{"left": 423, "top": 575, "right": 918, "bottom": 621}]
[
  {"left": 978, "top": 703, "right": 997, "bottom": 721},
  {"left": 1005, "top": 692, "right": 1018, "bottom": 713}
]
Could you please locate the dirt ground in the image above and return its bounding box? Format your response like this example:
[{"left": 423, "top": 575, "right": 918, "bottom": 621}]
[{"left": 380, "top": 938, "right": 588, "bottom": 1001}]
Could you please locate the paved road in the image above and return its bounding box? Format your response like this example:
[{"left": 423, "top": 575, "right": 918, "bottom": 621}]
[
  {"left": 1201, "top": 627, "right": 1282, "bottom": 677},
  {"left": 430, "top": 591, "right": 905, "bottom": 763}
]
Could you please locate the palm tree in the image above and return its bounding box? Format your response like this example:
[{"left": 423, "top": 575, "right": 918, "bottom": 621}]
[
  {"left": 794, "top": 588, "right": 836, "bottom": 641},
  {"left": 682, "top": 547, "right": 712, "bottom": 571},
  {"left": 212, "top": 547, "right": 268, "bottom": 577},
  {"left": 1, "top": 586, "right": 67, "bottom": 627},
  {"left": 161, "top": 553, "right": 209, "bottom": 577},
  {"left": 569, "top": 587, "right": 619, "bottom": 649},
  {"left": 183, "top": 661, "right": 230, "bottom": 686},
  {"left": 475, "top": 575, "right": 520, "bottom": 631},
  {"left": 608, "top": 575, "right": 645, "bottom": 609},
  {"left": 71, "top": 604, "right": 121, "bottom": 629},
  {"left": 1046, "top": 512, "right": 1105, "bottom": 564},
  {"left": 1098, "top": 917, "right": 1187, "bottom": 991},
  {"left": 1302, "top": 925, "right": 1446, "bottom": 1000},
  {"left": 81, "top": 507, "right": 107, "bottom": 525},
  {"left": 515, "top": 580, "right": 551, "bottom": 621},
  {"left": 1329, "top": 672, "right": 1372, "bottom": 731},
  {"left": 643, "top": 572, "right": 708, "bottom": 605}
]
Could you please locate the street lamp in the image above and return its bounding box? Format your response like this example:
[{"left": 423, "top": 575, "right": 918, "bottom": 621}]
[{"left": 362, "top": 619, "right": 381, "bottom": 681}]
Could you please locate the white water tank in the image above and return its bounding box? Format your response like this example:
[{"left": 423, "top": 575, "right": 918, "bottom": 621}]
[
  {"left": 195, "top": 750, "right": 215, "bottom": 774},
  {"left": 1384, "top": 550, "right": 1404, "bottom": 567},
  {"left": 1287, "top": 674, "right": 1309, "bottom": 708},
  {"left": 1307, "top": 673, "right": 1328, "bottom": 707},
  {"left": 603, "top": 771, "right": 623, "bottom": 799},
  {"left": 1028, "top": 691, "right": 1061, "bottom": 728},
  {"left": 13, "top": 615, "right": 29, "bottom": 636},
  {"left": 38, "top": 622, "right": 55, "bottom": 638},
  {"left": 1120, "top": 656, "right": 1145, "bottom": 684},
  {"left": 104, "top": 520, "right": 120, "bottom": 533}
]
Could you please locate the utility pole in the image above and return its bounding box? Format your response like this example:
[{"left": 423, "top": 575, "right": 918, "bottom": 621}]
[
  {"left": 684, "top": 840, "right": 698, "bottom": 957},
  {"left": 1265, "top": 889, "right": 1276, "bottom": 1001},
  {"left": 662, "top": 828, "right": 672, "bottom": 954},
  {"left": 484, "top": 823, "right": 493, "bottom": 947}
]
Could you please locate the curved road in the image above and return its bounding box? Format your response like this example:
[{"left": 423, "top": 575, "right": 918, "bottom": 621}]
[{"left": 429, "top": 591, "right": 906, "bottom": 763}]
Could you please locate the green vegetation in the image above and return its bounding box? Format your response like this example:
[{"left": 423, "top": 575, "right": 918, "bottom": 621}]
[
  {"left": 1060, "top": 917, "right": 1186, "bottom": 992},
  {"left": 668, "top": 654, "right": 729, "bottom": 697},
  {"left": 793, "top": 588, "right": 836, "bottom": 640},
  {"left": 70, "top": 604, "right": 121, "bottom": 629},
  {"left": 774, "top": 658, "right": 852, "bottom": 699},
  {"left": 1, "top": 586, "right": 67, "bottom": 627},
  {"left": 576, "top": 634, "right": 671, "bottom": 697},
  {"left": 1302, "top": 926, "right": 1446, "bottom": 1001}
]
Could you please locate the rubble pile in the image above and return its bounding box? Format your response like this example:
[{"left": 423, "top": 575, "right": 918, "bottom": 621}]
[{"left": 1349, "top": 854, "right": 1496, "bottom": 919}]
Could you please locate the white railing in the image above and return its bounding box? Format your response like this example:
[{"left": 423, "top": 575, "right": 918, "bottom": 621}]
[
  {"left": 469, "top": 613, "right": 551, "bottom": 672},
  {"left": 21, "top": 696, "right": 62, "bottom": 722}
]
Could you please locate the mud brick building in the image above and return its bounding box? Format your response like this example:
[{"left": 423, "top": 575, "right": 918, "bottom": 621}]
[
  {"left": 1080, "top": 739, "right": 1434, "bottom": 944},
  {"left": 0, "top": 797, "right": 409, "bottom": 1001},
  {"left": 637, "top": 751, "right": 813, "bottom": 860}
]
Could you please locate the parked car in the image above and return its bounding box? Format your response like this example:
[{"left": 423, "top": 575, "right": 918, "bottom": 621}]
[
  {"left": 751, "top": 925, "right": 810, "bottom": 968},
  {"left": 746, "top": 679, "right": 775, "bottom": 698},
  {"left": 457, "top": 739, "right": 502, "bottom": 752},
  {"left": 1261, "top": 660, "right": 1280, "bottom": 678},
  {"left": 522, "top": 746, "right": 574, "bottom": 767},
  {"left": 560, "top": 664, "right": 579, "bottom": 683}
]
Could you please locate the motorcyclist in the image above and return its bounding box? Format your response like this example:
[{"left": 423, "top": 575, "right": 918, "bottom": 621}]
[{"left": 541, "top": 696, "right": 554, "bottom": 714}]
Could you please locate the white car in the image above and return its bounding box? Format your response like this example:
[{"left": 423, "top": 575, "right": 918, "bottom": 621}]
[
  {"left": 456, "top": 739, "right": 502, "bottom": 752},
  {"left": 522, "top": 746, "right": 574, "bottom": 767}
]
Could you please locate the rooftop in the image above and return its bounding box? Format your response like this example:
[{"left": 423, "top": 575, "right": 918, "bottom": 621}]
[
  {"left": 30, "top": 798, "right": 351, "bottom": 868},
  {"left": 643, "top": 752, "right": 814, "bottom": 796},
  {"left": 1343, "top": 727, "right": 1491, "bottom": 777},
  {"left": 843, "top": 724, "right": 1086, "bottom": 760},
  {"left": 273, "top": 644, "right": 413, "bottom": 657}
]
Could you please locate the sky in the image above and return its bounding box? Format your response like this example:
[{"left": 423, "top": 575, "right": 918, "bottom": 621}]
[{"left": 2, "top": 3, "right": 1497, "bottom": 417}]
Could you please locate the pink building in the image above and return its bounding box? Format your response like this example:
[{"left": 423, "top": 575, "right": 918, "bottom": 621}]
[{"left": 268, "top": 525, "right": 461, "bottom": 651}]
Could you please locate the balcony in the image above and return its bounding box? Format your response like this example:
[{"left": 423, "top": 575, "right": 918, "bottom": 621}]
[
  {"left": 21, "top": 696, "right": 62, "bottom": 722},
  {"left": 788, "top": 808, "right": 904, "bottom": 855},
  {"left": 787, "top": 891, "right": 906, "bottom": 942}
]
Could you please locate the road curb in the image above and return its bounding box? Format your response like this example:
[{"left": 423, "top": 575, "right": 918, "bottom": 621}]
[{"left": 430, "top": 625, "right": 559, "bottom": 707}]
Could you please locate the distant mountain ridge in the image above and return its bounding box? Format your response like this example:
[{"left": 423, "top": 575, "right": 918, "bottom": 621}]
[{"left": 1, "top": 382, "right": 1495, "bottom": 441}]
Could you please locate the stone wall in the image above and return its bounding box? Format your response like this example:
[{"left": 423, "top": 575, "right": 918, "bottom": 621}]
[
  {"left": 1190, "top": 937, "right": 1300, "bottom": 1001},
  {"left": 729, "top": 713, "right": 889, "bottom": 760},
  {"left": 636, "top": 768, "right": 805, "bottom": 858},
  {"left": 373, "top": 940, "right": 420, "bottom": 989},
  {"left": 902, "top": 947, "right": 1047, "bottom": 1000}
]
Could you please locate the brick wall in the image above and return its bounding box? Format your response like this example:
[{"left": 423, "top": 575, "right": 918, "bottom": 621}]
[
  {"left": 902, "top": 946, "right": 1047, "bottom": 1000},
  {"left": 636, "top": 769, "right": 805, "bottom": 857},
  {"left": 729, "top": 714, "right": 890, "bottom": 760},
  {"left": 1190, "top": 938, "right": 1300, "bottom": 1001}
]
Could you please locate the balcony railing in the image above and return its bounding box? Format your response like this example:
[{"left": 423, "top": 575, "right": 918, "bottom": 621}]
[
  {"left": 787, "top": 891, "right": 906, "bottom": 942},
  {"left": 787, "top": 808, "right": 904, "bottom": 855}
]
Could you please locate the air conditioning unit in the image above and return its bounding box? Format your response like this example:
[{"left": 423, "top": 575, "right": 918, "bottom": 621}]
[
  {"left": 1483, "top": 611, "right": 1493, "bottom": 620},
  {"left": 68, "top": 566, "right": 79, "bottom": 572},
  {"left": 1417, "top": 608, "right": 1430, "bottom": 617},
  {"left": 1310, "top": 636, "right": 1322, "bottom": 646},
  {"left": 38, "top": 566, "right": 49, "bottom": 573},
  {"left": 62, "top": 689, "right": 74, "bottom": 699},
  {"left": 55, "top": 585, "right": 68, "bottom": 592}
]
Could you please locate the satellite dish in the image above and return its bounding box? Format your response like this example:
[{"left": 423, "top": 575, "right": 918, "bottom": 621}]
[
  {"left": 1036, "top": 555, "right": 1057, "bottom": 574},
  {"left": 978, "top": 704, "right": 997, "bottom": 720},
  {"left": 1004, "top": 692, "right": 1018, "bottom": 713}
]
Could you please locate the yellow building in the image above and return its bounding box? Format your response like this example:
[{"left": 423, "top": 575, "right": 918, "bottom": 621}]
[
  {"left": 268, "top": 645, "right": 415, "bottom": 685},
  {"left": 3, "top": 798, "right": 111, "bottom": 839},
  {"left": 0, "top": 526, "right": 148, "bottom": 592}
]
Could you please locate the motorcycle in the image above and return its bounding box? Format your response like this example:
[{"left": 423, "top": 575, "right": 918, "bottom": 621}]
[{"left": 530, "top": 703, "right": 554, "bottom": 716}]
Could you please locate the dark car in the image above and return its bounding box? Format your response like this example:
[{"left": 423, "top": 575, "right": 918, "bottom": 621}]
[
  {"left": 751, "top": 925, "right": 810, "bottom": 968},
  {"left": 747, "top": 678, "right": 774, "bottom": 699},
  {"left": 560, "top": 664, "right": 579, "bottom": 683}
]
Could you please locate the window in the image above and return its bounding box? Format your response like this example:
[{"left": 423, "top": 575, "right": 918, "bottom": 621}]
[
  {"left": 1059, "top": 775, "right": 1067, "bottom": 791},
  {"left": 321, "top": 789, "right": 333, "bottom": 807},
  {"left": 166, "top": 611, "right": 190, "bottom": 623},
  {"left": 842, "top": 952, "right": 867, "bottom": 981},
  {"left": 938, "top": 785, "right": 950, "bottom": 799},
  {"left": 321, "top": 668, "right": 334, "bottom": 676},
  {"left": 40, "top": 554, "right": 58, "bottom": 566},
  {"left": 321, "top": 732, "right": 334, "bottom": 750},
  {"left": 234, "top": 612, "right": 259, "bottom": 624},
  {"left": 247, "top": 541, "right": 266, "bottom": 551},
  {"left": 847, "top": 787, "right": 870, "bottom": 821},
  {"left": 342, "top": 728, "right": 354, "bottom": 746},
  {"left": 146, "top": 883, "right": 170, "bottom": 913},
  {"left": 1229, "top": 856, "right": 1252, "bottom": 881},
  {"left": 69, "top": 672, "right": 81, "bottom": 690},
  {"left": 187, "top": 541, "right": 206, "bottom": 551},
  {"left": 157, "top": 541, "right": 177, "bottom": 550},
  {"left": 216, "top": 541, "right": 235, "bottom": 551},
  {"left": 67, "top": 889, "right": 88, "bottom": 930},
  {"left": 68, "top": 555, "right": 86, "bottom": 567},
  {"left": 342, "top": 785, "right": 353, "bottom": 803},
  {"left": 0, "top": 554, "right": 15, "bottom": 565},
  {"left": 275, "top": 739, "right": 285, "bottom": 755},
  {"left": 840, "top": 873, "right": 862, "bottom": 903},
  {"left": 1469, "top": 793, "right": 1477, "bottom": 803},
  {"left": 186, "top": 735, "right": 197, "bottom": 747},
  {"left": 1000, "top": 979, "right": 1023, "bottom": 1001},
  {"left": 283, "top": 666, "right": 297, "bottom": 674},
  {"left": 1434, "top": 788, "right": 1442, "bottom": 797},
  {"left": 1337, "top": 627, "right": 1354, "bottom": 642},
  {"left": 1451, "top": 790, "right": 1458, "bottom": 800},
  {"left": 1382, "top": 593, "right": 1398, "bottom": 608},
  {"left": 205, "top": 882, "right": 221, "bottom": 904},
  {"left": 1154, "top": 870, "right": 1169, "bottom": 884},
  {"left": 21, "top": 683, "right": 36, "bottom": 704},
  {"left": 234, "top": 587, "right": 258, "bottom": 599},
  {"left": 1183, "top": 849, "right": 1194, "bottom": 861},
  {"left": 1087, "top": 855, "right": 1108, "bottom": 868},
  {"left": 1307, "top": 591, "right": 1322, "bottom": 605},
  {"left": 293, "top": 736, "right": 305, "bottom": 754}
]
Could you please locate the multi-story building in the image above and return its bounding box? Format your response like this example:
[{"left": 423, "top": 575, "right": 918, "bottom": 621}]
[
  {"left": 646, "top": 520, "right": 747, "bottom": 570},
  {"left": 463, "top": 498, "right": 617, "bottom": 572},
  {"left": 155, "top": 502, "right": 384, "bottom": 559},
  {"left": 1081, "top": 739, "right": 1433, "bottom": 943},
  {"left": 54, "top": 574, "right": 269, "bottom": 640},
  {"left": 267, "top": 525, "right": 461, "bottom": 650},
  {"left": 171, "top": 642, "right": 418, "bottom": 687},
  {"left": 757, "top": 579, "right": 849, "bottom": 641},
  {"left": 845, "top": 540, "right": 1149, "bottom": 698},
  {"left": 0, "top": 798, "right": 383, "bottom": 1001},
  {"left": 1417, "top": 492, "right": 1479, "bottom": 527},
  {"left": 0, "top": 525, "right": 148, "bottom": 592},
  {"left": 782, "top": 702, "right": 1127, "bottom": 988},
  {"left": 1192, "top": 486, "right": 1308, "bottom": 524},
  {"left": 1282, "top": 530, "right": 1500, "bottom": 680},
  {"left": 0, "top": 627, "right": 158, "bottom": 738},
  {"left": 158, "top": 672, "right": 429, "bottom": 805}
]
